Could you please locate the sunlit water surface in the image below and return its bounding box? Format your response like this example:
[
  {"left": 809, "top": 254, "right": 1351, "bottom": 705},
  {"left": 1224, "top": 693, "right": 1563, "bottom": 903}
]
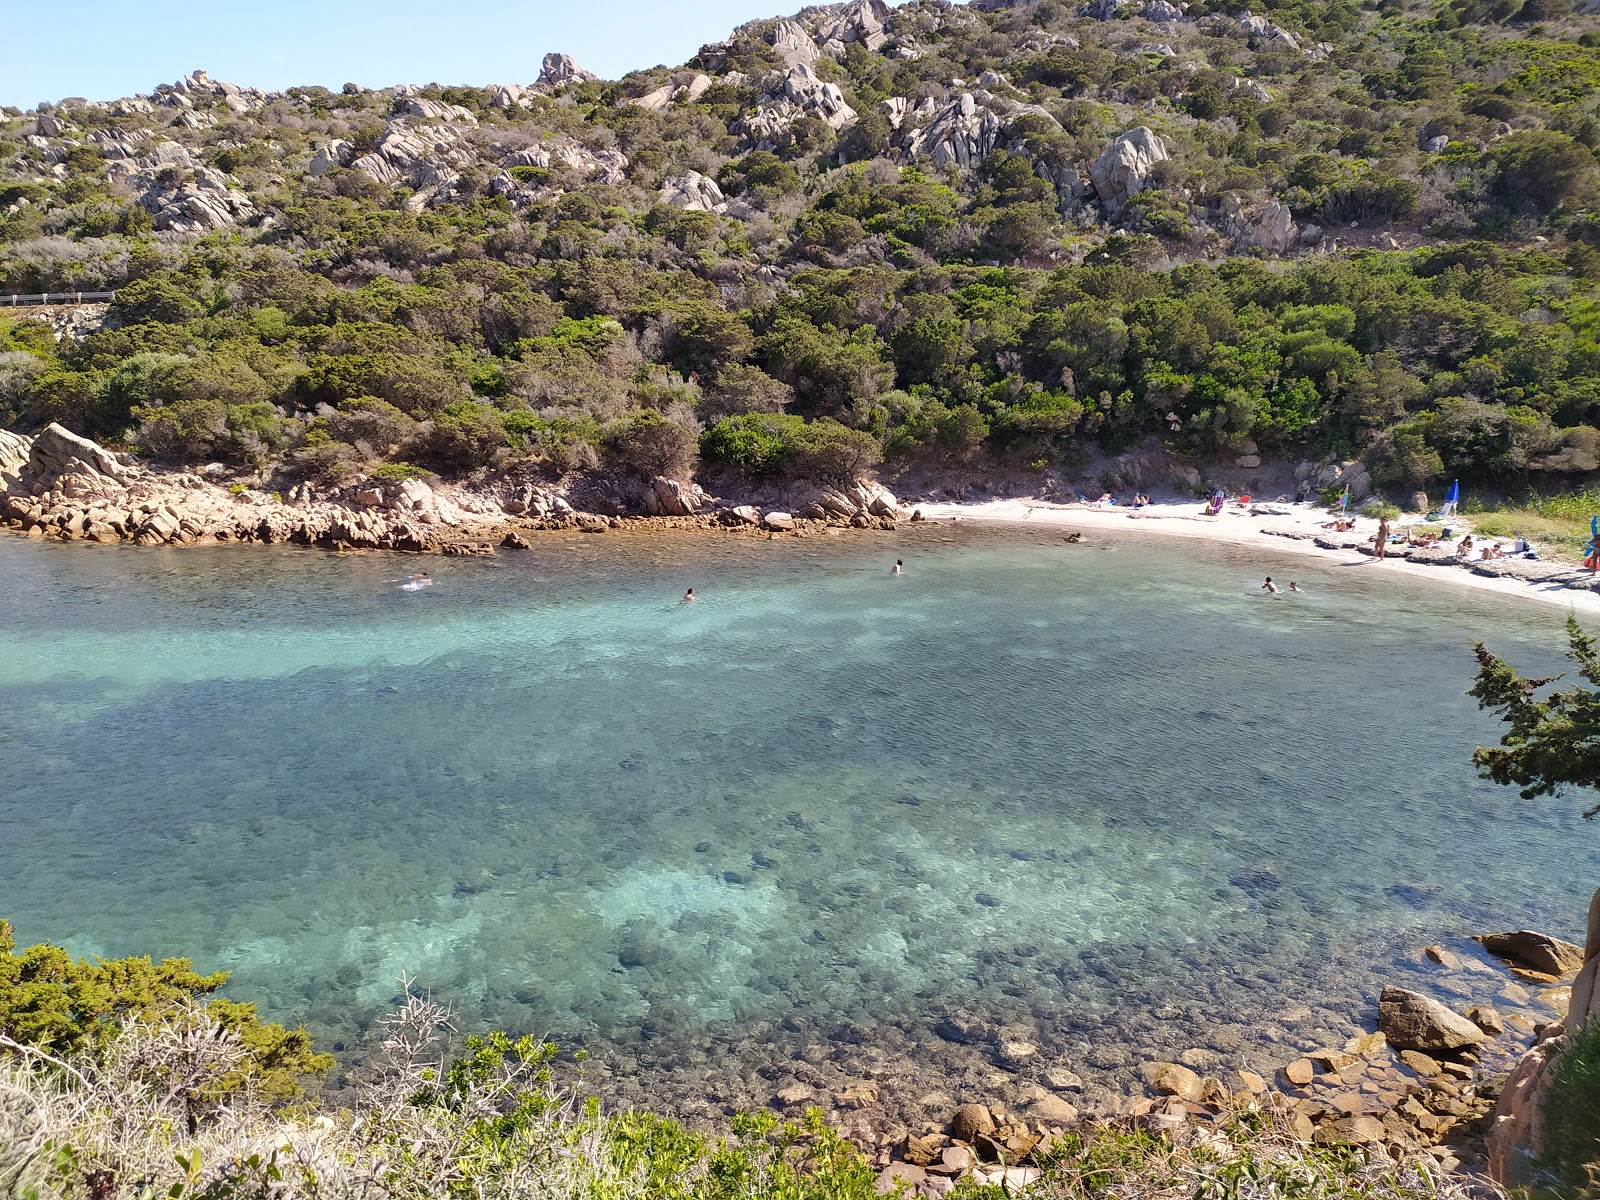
[{"left": 0, "top": 526, "right": 1591, "bottom": 1115}]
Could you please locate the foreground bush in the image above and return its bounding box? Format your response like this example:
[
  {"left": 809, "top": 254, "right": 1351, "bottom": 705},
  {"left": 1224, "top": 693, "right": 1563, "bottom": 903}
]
[{"left": 1539, "top": 1020, "right": 1600, "bottom": 1196}]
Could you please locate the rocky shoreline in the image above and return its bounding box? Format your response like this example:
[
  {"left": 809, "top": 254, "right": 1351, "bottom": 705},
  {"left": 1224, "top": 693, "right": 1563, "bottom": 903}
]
[
  {"left": 759, "top": 917, "right": 1592, "bottom": 1196},
  {"left": 0, "top": 424, "right": 918, "bottom": 555}
]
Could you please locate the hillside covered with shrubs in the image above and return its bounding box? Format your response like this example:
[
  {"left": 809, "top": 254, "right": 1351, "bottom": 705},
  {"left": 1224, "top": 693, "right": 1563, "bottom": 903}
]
[{"left": 6, "top": 0, "right": 1600, "bottom": 498}]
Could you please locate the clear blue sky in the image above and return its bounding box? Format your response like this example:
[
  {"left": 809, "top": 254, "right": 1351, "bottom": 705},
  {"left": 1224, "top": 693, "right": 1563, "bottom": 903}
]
[{"left": 0, "top": 0, "right": 781, "bottom": 110}]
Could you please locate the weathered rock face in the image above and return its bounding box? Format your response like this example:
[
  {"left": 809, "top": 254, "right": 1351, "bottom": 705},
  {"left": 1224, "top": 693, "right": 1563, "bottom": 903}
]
[
  {"left": 769, "top": 18, "right": 819, "bottom": 68},
  {"left": 537, "top": 53, "right": 598, "bottom": 88},
  {"left": 1376, "top": 986, "right": 1488, "bottom": 1052},
  {"left": 742, "top": 64, "right": 857, "bottom": 150},
  {"left": 1222, "top": 195, "right": 1298, "bottom": 253},
  {"left": 1297, "top": 457, "right": 1371, "bottom": 503},
  {"left": 396, "top": 97, "right": 478, "bottom": 125},
  {"left": 497, "top": 140, "right": 629, "bottom": 189},
  {"left": 1475, "top": 930, "right": 1586, "bottom": 978},
  {"left": 644, "top": 476, "right": 704, "bottom": 517},
  {"left": 350, "top": 121, "right": 476, "bottom": 202},
  {"left": 814, "top": 0, "right": 890, "bottom": 56},
  {"left": 1091, "top": 127, "right": 1169, "bottom": 210},
  {"left": 627, "top": 71, "right": 714, "bottom": 112},
  {"left": 29, "top": 423, "right": 126, "bottom": 482},
  {"left": 904, "top": 94, "right": 1003, "bottom": 171},
  {"left": 0, "top": 430, "right": 32, "bottom": 487},
  {"left": 106, "top": 142, "right": 256, "bottom": 231},
  {"left": 308, "top": 140, "right": 353, "bottom": 176},
  {"left": 659, "top": 171, "right": 727, "bottom": 213}
]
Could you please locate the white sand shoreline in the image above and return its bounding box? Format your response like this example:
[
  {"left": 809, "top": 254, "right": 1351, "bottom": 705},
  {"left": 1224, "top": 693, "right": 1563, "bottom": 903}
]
[{"left": 913, "top": 497, "right": 1600, "bottom": 617}]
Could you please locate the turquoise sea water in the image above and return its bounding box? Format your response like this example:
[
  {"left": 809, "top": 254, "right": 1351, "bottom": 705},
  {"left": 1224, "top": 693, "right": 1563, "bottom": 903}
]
[{"left": 0, "top": 526, "right": 1592, "bottom": 1113}]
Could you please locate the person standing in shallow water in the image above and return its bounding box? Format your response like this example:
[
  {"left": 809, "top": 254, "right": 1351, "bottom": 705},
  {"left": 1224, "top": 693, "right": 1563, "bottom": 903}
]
[
  {"left": 1262, "top": 576, "right": 1279, "bottom": 594},
  {"left": 682, "top": 587, "right": 696, "bottom": 603},
  {"left": 892, "top": 560, "right": 903, "bottom": 575}
]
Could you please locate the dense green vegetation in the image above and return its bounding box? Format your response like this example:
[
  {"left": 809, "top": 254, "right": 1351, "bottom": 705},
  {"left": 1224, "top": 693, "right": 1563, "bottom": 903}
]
[
  {"left": 0, "top": 920, "right": 330, "bottom": 1104},
  {"left": 6, "top": 0, "right": 1600, "bottom": 497},
  {"left": 1540, "top": 1020, "right": 1600, "bottom": 1197},
  {"left": 1472, "top": 614, "right": 1600, "bottom": 818}
]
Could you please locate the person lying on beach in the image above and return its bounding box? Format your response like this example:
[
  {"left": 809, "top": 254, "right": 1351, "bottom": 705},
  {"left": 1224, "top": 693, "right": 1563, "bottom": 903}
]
[
  {"left": 1092, "top": 492, "right": 1113, "bottom": 507},
  {"left": 1261, "top": 576, "right": 1279, "bottom": 594},
  {"left": 1132, "top": 493, "right": 1150, "bottom": 508}
]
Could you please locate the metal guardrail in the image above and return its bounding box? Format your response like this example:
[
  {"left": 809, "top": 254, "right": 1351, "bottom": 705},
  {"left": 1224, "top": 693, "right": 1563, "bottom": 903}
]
[{"left": 2, "top": 291, "right": 117, "bottom": 307}]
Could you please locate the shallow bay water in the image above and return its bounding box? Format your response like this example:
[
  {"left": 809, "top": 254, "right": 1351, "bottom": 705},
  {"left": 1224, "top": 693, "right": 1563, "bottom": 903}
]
[{"left": 0, "top": 525, "right": 1592, "bottom": 1118}]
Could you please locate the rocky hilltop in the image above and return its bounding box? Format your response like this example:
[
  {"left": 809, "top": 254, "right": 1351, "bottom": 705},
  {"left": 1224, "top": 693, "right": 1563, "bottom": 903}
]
[{"left": 4, "top": 0, "right": 1600, "bottom": 519}]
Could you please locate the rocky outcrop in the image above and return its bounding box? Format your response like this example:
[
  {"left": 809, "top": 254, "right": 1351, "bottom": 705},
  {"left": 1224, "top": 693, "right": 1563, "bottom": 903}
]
[
  {"left": 496, "top": 140, "right": 629, "bottom": 189},
  {"left": 0, "top": 430, "right": 33, "bottom": 489},
  {"left": 1295, "top": 457, "right": 1371, "bottom": 503},
  {"left": 814, "top": 0, "right": 890, "bottom": 56},
  {"left": 643, "top": 476, "right": 707, "bottom": 517},
  {"left": 904, "top": 94, "right": 1003, "bottom": 171},
  {"left": 1377, "top": 987, "right": 1488, "bottom": 1052},
  {"left": 769, "top": 18, "right": 819, "bottom": 68},
  {"left": 308, "top": 140, "right": 353, "bottom": 177},
  {"left": 1091, "top": 127, "right": 1169, "bottom": 210},
  {"left": 1485, "top": 889, "right": 1600, "bottom": 1186},
  {"left": 1222, "top": 195, "right": 1298, "bottom": 254},
  {"left": 350, "top": 121, "right": 476, "bottom": 202},
  {"left": 103, "top": 142, "right": 256, "bottom": 232},
  {"left": 742, "top": 64, "right": 857, "bottom": 150},
  {"left": 395, "top": 97, "right": 478, "bottom": 125},
  {"left": 627, "top": 72, "right": 714, "bottom": 111},
  {"left": 537, "top": 53, "right": 598, "bottom": 88},
  {"left": 659, "top": 171, "right": 727, "bottom": 212},
  {"left": 811, "top": 480, "right": 907, "bottom": 522}
]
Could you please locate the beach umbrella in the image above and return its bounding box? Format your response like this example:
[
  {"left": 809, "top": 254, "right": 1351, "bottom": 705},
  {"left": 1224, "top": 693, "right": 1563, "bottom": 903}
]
[
  {"left": 1443, "top": 479, "right": 1460, "bottom": 514},
  {"left": 1338, "top": 485, "right": 1349, "bottom": 513}
]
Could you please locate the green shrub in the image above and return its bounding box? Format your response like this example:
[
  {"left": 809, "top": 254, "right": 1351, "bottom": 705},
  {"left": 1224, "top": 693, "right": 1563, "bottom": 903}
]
[
  {"left": 1540, "top": 1019, "right": 1600, "bottom": 1195},
  {"left": 366, "top": 461, "right": 434, "bottom": 484},
  {"left": 0, "top": 919, "right": 329, "bottom": 1103}
]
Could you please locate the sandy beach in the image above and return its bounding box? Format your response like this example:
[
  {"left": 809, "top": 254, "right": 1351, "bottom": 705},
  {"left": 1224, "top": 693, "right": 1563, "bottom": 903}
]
[{"left": 913, "top": 496, "right": 1600, "bottom": 618}]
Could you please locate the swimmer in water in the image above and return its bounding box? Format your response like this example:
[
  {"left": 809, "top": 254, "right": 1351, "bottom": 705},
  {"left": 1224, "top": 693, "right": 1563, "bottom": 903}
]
[
  {"left": 892, "top": 559, "right": 903, "bottom": 575},
  {"left": 1261, "top": 576, "right": 1279, "bottom": 594},
  {"left": 399, "top": 572, "right": 433, "bottom": 591},
  {"left": 1288, "top": 581, "right": 1303, "bottom": 593},
  {"left": 682, "top": 587, "right": 696, "bottom": 603}
]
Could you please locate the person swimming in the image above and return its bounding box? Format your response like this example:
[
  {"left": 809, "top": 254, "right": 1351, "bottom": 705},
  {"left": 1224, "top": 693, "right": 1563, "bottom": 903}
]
[
  {"left": 1288, "top": 581, "right": 1303, "bottom": 593},
  {"left": 399, "top": 572, "right": 433, "bottom": 591},
  {"left": 892, "top": 560, "right": 903, "bottom": 575},
  {"left": 682, "top": 587, "right": 696, "bottom": 602},
  {"left": 1261, "top": 576, "right": 1279, "bottom": 594}
]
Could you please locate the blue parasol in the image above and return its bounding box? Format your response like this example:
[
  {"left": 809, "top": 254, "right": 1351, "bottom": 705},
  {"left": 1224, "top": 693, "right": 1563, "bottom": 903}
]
[
  {"left": 1586, "top": 516, "right": 1599, "bottom": 572},
  {"left": 1442, "top": 479, "right": 1460, "bottom": 515}
]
